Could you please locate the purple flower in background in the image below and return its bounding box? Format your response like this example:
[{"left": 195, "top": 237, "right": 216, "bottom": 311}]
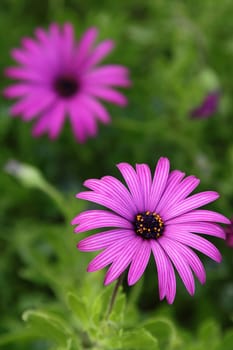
[
  {"left": 190, "top": 91, "right": 220, "bottom": 119},
  {"left": 4, "top": 23, "right": 130, "bottom": 142},
  {"left": 72, "top": 157, "right": 229, "bottom": 304},
  {"left": 224, "top": 217, "right": 233, "bottom": 248}
]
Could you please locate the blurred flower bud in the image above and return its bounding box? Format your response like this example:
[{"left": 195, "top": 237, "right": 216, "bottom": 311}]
[{"left": 4, "top": 160, "right": 46, "bottom": 189}]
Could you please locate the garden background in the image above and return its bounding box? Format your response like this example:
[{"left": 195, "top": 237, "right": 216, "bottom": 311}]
[{"left": 0, "top": 0, "right": 233, "bottom": 349}]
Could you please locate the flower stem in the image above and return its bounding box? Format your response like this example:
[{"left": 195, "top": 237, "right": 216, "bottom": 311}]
[{"left": 106, "top": 274, "right": 125, "bottom": 318}]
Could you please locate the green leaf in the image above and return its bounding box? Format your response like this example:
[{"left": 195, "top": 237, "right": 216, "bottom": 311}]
[
  {"left": 120, "top": 328, "right": 159, "bottom": 350},
  {"left": 67, "top": 292, "right": 90, "bottom": 330},
  {"left": 91, "top": 285, "right": 114, "bottom": 325},
  {"left": 198, "top": 319, "right": 221, "bottom": 349},
  {"left": 218, "top": 330, "right": 233, "bottom": 350},
  {"left": 22, "top": 309, "right": 74, "bottom": 347},
  {"left": 143, "top": 317, "right": 181, "bottom": 349}
]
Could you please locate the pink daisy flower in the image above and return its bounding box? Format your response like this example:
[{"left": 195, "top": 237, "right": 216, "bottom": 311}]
[
  {"left": 72, "top": 157, "right": 230, "bottom": 304},
  {"left": 190, "top": 91, "right": 220, "bottom": 119},
  {"left": 224, "top": 217, "right": 233, "bottom": 248},
  {"left": 4, "top": 23, "right": 130, "bottom": 142}
]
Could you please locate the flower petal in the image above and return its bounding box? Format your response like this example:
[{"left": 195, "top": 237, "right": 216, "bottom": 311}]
[
  {"left": 166, "top": 210, "right": 230, "bottom": 225},
  {"left": 170, "top": 222, "right": 226, "bottom": 239},
  {"left": 74, "top": 27, "right": 98, "bottom": 68},
  {"left": 87, "top": 236, "right": 133, "bottom": 272},
  {"left": 159, "top": 237, "right": 195, "bottom": 295},
  {"left": 104, "top": 237, "right": 141, "bottom": 285},
  {"left": 83, "top": 176, "right": 137, "bottom": 216},
  {"left": 150, "top": 240, "right": 169, "bottom": 300},
  {"left": 163, "top": 191, "right": 219, "bottom": 221},
  {"left": 158, "top": 175, "right": 200, "bottom": 216},
  {"left": 166, "top": 239, "right": 206, "bottom": 284},
  {"left": 82, "top": 40, "right": 115, "bottom": 69},
  {"left": 84, "top": 86, "right": 128, "bottom": 106},
  {"left": 117, "top": 163, "right": 144, "bottom": 212},
  {"left": 164, "top": 227, "right": 222, "bottom": 262},
  {"left": 78, "top": 229, "right": 134, "bottom": 252},
  {"left": 77, "top": 191, "right": 133, "bottom": 219},
  {"left": 81, "top": 96, "right": 111, "bottom": 123},
  {"left": 149, "top": 157, "right": 170, "bottom": 212},
  {"left": 165, "top": 258, "right": 177, "bottom": 304},
  {"left": 72, "top": 210, "right": 132, "bottom": 233},
  {"left": 156, "top": 170, "right": 185, "bottom": 213},
  {"left": 136, "top": 164, "right": 152, "bottom": 211},
  {"left": 128, "top": 239, "right": 151, "bottom": 285}
]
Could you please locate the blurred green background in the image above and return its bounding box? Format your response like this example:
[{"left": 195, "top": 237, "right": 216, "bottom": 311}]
[{"left": 1, "top": 0, "right": 233, "bottom": 349}]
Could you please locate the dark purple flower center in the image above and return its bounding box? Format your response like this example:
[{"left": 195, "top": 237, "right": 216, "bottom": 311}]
[
  {"left": 134, "top": 211, "right": 164, "bottom": 239},
  {"left": 54, "top": 76, "right": 79, "bottom": 98}
]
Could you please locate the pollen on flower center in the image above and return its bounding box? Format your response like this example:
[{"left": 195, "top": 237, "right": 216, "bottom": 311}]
[
  {"left": 54, "top": 76, "right": 79, "bottom": 98},
  {"left": 134, "top": 211, "right": 164, "bottom": 239}
]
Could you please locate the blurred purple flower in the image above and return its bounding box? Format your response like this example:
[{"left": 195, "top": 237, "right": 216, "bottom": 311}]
[
  {"left": 190, "top": 91, "right": 220, "bottom": 119},
  {"left": 224, "top": 217, "right": 233, "bottom": 248},
  {"left": 72, "top": 157, "right": 229, "bottom": 303},
  {"left": 4, "top": 23, "right": 130, "bottom": 142}
]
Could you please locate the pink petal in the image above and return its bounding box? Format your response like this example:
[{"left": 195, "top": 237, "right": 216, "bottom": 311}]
[
  {"left": 128, "top": 239, "right": 151, "bottom": 285},
  {"left": 87, "top": 236, "right": 133, "bottom": 272},
  {"left": 4, "top": 84, "right": 31, "bottom": 98},
  {"left": 166, "top": 210, "right": 230, "bottom": 225},
  {"left": 81, "top": 96, "right": 111, "bottom": 123},
  {"left": 10, "top": 92, "right": 54, "bottom": 118},
  {"left": 32, "top": 112, "right": 51, "bottom": 137},
  {"left": 171, "top": 222, "right": 226, "bottom": 239},
  {"left": 11, "top": 48, "right": 31, "bottom": 65},
  {"left": 164, "top": 227, "right": 222, "bottom": 262},
  {"left": 84, "top": 176, "right": 137, "bottom": 215},
  {"left": 22, "top": 92, "right": 56, "bottom": 120},
  {"left": 84, "top": 65, "right": 129, "bottom": 79},
  {"left": 149, "top": 157, "right": 170, "bottom": 212},
  {"left": 82, "top": 40, "right": 115, "bottom": 69},
  {"left": 136, "top": 164, "right": 152, "bottom": 210},
  {"left": 83, "top": 86, "right": 128, "bottom": 106},
  {"left": 32, "top": 102, "right": 65, "bottom": 139},
  {"left": 47, "top": 102, "right": 66, "bottom": 139},
  {"left": 78, "top": 229, "right": 134, "bottom": 252},
  {"left": 166, "top": 239, "right": 206, "bottom": 284},
  {"left": 77, "top": 191, "right": 133, "bottom": 220},
  {"left": 61, "top": 23, "right": 75, "bottom": 66},
  {"left": 68, "top": 95, "right": 98, "bottom": 141},
  {"left": 165, "top": 258, "right": 177, "bottom": 304},
  {"left": 68, "top": 98, "right": 88, "bottom": 143},
  {"left": 104, "top": 237, "right": 142, "bottom": 285},
  {"left": 117, "top": 163, "right": 144, "bottom": 212},
  {"left": 156, "top": 170, "right": 185, "bottom": 213},
  {"left": 159, "top": 175, "right": 200, "bottom": 217},
  {"left": 5, "top": 67, "right": 49, "bottom": 83},
  {"left": 74, "top": 27, "right": 98, "bottom": 68},
  {"left": 84, "top": 68, "right": 131, "bottom": 87},
  {"left": 159, "top": 237, "right": 195, "bottom": 296},
  {"left": 21, "top": 37, "right": 41, "bottom": 55},
  {"left": 163, "top": 191, "right": 219, "bottom": 221},
  {"left": 150, "top": 240, "right": 169, "bottom": 300},
  {"left": 72, "top": 210, "right": 132, "bottom": 233}
]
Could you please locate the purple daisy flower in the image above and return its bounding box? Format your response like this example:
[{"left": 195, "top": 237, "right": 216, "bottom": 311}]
[
  {"left": 224, "top": 217, "right": 233, "bottom": 248},
  {"left": 4, "top": 23, "right": 130, "bottom": 142},
  {"left": 72, "top": 157, "right": 230, "bottom": 304},
  {"left": 190, "top": 91, "right": 220, "bottom": 119}
]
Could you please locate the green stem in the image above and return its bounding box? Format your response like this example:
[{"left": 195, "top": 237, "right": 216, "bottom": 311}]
[{"left": 106, "top": 274, "right": 125, "bottom": 318}]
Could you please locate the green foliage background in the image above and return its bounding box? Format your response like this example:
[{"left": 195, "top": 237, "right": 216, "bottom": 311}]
[{"left": 0, "top": 0, "right": 233, "bottom": 349}]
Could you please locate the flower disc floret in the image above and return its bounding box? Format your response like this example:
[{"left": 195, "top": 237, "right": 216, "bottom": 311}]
[{"left": 134, "top": 211, "right": 164, "bottom": 239}]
